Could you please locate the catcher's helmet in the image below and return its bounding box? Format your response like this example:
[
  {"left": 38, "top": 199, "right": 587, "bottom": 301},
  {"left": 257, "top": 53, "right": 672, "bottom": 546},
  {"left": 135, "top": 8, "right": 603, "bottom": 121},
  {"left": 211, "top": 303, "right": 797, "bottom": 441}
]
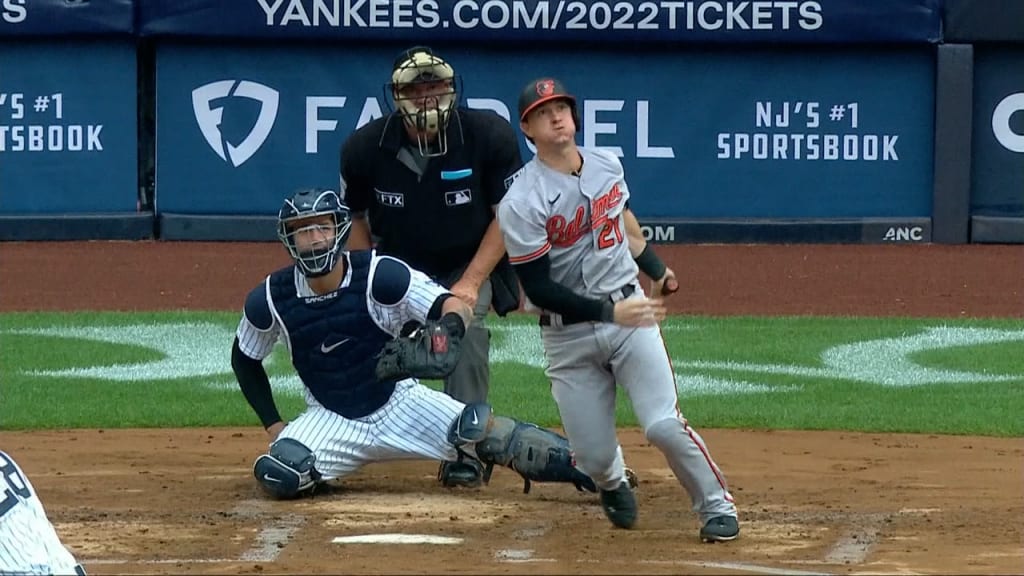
[
  {"left": 386, "top": 46, "right": 460, "bottom": 157},
  {"left": 518, "top": 77, "right": 579, "bottom": 129},
  {"left": 278, "top": 188, "right": 352, "bottom": 278}
]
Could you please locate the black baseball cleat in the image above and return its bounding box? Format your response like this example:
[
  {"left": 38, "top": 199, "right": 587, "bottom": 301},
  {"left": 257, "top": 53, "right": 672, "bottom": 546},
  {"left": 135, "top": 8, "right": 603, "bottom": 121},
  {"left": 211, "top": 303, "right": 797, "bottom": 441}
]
[
  {"left": 438, "top": 458, "right": 483, "bottom": 488},
  {"left": 600, "top": 481, "right": 638, "bottom": 529},
  {"left": 700, "top": 515, "right": 740, "bottom": 542}
]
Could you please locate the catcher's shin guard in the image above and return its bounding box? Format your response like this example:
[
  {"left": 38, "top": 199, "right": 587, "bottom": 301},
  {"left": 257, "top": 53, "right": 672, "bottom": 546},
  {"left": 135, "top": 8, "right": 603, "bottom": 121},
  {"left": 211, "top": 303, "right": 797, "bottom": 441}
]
[
  {"left": 441, "top": 403, "right": 490, "bottom": 488},
  {"left": 475, "top": 416, "right": 597, "bottom": 494}
]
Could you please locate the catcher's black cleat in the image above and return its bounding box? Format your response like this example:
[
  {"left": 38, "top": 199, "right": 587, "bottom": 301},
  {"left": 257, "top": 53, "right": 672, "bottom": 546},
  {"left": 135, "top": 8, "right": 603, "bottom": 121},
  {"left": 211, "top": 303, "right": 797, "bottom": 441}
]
[
  {"left": 438, "top": 458, "right": 483, "bottom": 488},
  {"left": 600, "top": 481, "right": 637, "bottom": 529}
]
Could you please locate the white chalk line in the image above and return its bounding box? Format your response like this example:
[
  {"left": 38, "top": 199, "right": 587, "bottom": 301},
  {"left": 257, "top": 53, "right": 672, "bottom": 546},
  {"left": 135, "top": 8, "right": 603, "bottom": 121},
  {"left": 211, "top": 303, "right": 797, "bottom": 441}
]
[
  {"left": 88, "top": 556, "right": 834, "bottom": 574},
  {"left": 490, "top": 557, "right": 834, "bottom": 575},
  {"left": 240, "top": 515, "right": 305, "bottom": 562},
  {"left": 84, "top": 499, "right": 304, "bottom": 566},
  {"left": 334, "top": 534, "right": 463, "bottom": 545},
  {"left": 682, "top": 561, "right": 833, "bottom": 576},
  {"left": 85, "top": 558, "right": 236, "bottom": 565},
  {"left": 820, "top": 511, "right": 892, "bottom": 566},
  {"left": 234, "top": 499, "right": 305, "bottom": 563},
  {"left": 824, "top": 526, "right": 879, "bottom": 565}
]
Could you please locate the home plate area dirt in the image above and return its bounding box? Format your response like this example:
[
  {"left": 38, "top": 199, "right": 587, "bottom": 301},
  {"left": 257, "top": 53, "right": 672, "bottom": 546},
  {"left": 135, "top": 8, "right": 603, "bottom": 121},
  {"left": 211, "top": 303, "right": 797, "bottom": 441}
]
[{"left": 1, "top": 242, "right": 1022, "bottom": 575}]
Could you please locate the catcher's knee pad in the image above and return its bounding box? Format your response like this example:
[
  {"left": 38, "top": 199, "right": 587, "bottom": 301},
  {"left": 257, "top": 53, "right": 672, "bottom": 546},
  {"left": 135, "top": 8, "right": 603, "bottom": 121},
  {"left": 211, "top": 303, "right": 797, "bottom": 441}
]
[
  {"left": 253, "top": 438, "right": 320, "bottom": 499},
  {"left": 475, "top": 417, "right": 597, "bottom": 494},
  {"left": 447, "top": 402, "right": 492, "bottom": 447}
]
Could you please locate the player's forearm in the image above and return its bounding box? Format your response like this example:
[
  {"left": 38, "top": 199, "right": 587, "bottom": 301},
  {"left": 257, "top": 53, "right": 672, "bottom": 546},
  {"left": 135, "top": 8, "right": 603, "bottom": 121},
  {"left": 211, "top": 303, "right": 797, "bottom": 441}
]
[
  {"left": 459, "top": 217, "right": 506, "bottom": 284},
  {"left": 441, "top": 294, "right": 474, "bottom": 330},
  {"left": 231, "top": 338, "right": 282, "bottom": 430},
  {"left": 346, "top": 215, "right": 373, "bottom": 250},
  {"left": 623, "top": 208, "right": 668, "bottom": 281},
  {"left": 622, "top": 208, "right": 647, "bottom": 259},
  {"left": 513, "top": 257, "right": 613, "bottom": 322}
]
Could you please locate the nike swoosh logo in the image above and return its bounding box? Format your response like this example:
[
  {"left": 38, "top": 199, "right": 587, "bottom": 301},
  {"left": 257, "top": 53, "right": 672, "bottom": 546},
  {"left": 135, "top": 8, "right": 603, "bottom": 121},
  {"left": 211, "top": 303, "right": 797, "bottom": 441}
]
[
  {"left": 548, "top": 194, "right": 561, "bottom": 205},
  {"left": 470, "top": 410, "right": 478, "bottom": 425},
  {"left": 320, "top": 338, "right": 351, "bottom": 353},
  {"left": 263, "top": 474, "right": 281, "bottom": 483}
]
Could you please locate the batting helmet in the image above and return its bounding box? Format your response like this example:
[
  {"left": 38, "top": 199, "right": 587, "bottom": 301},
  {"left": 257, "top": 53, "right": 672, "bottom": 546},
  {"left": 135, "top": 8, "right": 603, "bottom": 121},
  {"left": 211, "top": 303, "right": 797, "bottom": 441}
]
[
  {"left": 387, "top": 46, "right": 461, "bottom": 157},
  {"left": 278, "top": 188, "right": 352, "bottom": 278},
  {"left": 517, "top": 77, "right": 579, "bottom": 130}
]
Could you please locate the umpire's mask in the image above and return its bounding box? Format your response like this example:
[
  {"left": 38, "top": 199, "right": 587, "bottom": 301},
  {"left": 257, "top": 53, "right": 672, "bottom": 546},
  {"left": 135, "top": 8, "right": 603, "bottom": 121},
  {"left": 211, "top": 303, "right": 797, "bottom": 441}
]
[{"left": 387, "top": 46, "right": 459, "bottom": 157}]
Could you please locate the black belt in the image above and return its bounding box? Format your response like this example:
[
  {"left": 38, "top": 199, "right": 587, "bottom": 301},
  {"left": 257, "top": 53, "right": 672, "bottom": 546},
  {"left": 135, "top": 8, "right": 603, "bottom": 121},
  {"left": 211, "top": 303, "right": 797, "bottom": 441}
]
[{"left": 539, "top": 284, "right": 637, "bottom": 327}]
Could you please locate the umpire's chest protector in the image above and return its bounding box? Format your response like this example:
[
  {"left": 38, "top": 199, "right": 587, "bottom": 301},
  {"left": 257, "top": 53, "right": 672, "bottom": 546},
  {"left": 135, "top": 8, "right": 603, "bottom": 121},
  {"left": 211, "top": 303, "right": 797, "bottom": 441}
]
[
  {"left": 361, "top": 111, "right": 505, "bottom": 276},
  {"left": 268, "top": 253, "right": 397, "bottom": 419}
]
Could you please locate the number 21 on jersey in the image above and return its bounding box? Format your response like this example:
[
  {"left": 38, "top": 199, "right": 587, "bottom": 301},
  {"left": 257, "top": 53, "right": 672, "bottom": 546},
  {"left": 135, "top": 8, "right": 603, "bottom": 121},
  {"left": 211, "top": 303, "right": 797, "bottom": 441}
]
[
  {"left": 597, "top": 215, "right": 624, "bottom": 250},
  {"left": 0, "top": 452, "right": 32, "bottom": 517}
]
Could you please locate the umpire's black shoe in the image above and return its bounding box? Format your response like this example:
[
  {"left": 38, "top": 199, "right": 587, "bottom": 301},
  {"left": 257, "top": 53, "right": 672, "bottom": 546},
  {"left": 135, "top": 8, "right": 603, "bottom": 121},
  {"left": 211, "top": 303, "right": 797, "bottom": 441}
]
[
  {"left": 600, "top": 481, "right": 638, "bottom": 529},
  {"left": 438, "top": 458, "right": 483, "bottom": 488},
  {"left": 700, "top": 515, "right": 740, "bottom": 543}
]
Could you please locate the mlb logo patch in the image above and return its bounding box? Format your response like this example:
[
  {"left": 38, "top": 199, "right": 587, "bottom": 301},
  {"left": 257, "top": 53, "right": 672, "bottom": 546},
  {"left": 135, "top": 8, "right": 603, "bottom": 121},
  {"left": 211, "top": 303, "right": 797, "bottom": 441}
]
[
  {"left": 445, "top": 189, "right": 472, "bottom": 207},
  {"left": 375, "top": 189, "right": 404, "bottom": 208}
]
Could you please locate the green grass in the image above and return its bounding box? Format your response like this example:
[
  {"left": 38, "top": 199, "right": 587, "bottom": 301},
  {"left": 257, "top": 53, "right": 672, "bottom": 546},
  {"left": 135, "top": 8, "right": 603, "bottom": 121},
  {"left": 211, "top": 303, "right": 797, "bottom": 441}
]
[{"left": 1, "top": 312, "right": 1022, "bottom": 436}]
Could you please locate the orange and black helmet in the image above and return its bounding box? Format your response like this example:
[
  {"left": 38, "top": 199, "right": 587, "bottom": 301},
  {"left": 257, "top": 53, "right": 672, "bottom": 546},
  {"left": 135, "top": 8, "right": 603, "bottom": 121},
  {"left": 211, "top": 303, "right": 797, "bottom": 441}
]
[{"left": 517, "top": 77, "right": 579, "bottom": 128}]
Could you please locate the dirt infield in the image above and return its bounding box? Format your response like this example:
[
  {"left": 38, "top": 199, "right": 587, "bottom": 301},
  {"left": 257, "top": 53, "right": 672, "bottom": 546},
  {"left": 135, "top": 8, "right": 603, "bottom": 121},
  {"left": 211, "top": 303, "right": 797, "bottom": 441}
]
[{"left": 1, "top": 242, "right": 1023, "bottom": 575}]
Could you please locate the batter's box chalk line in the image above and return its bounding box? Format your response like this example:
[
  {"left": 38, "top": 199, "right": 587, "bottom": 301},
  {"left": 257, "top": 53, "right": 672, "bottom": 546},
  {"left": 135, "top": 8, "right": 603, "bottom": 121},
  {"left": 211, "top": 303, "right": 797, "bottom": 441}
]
[{"left": 332, "top": 534, "right": 464, "bottom": 545}]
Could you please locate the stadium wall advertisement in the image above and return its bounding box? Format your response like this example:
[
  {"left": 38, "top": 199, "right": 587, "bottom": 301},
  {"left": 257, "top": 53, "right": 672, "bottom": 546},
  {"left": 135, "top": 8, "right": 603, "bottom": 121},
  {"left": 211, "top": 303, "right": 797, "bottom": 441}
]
[
  {"left": 2, "top": 0, "right": 1021, "bottom": 244},
  {"left": 970, "top": 46, "right": 1024, "bottom": 242},
  {"left": 138, "top": 0, "right": 942, "bottom": 44},
  {"left": 154, "top": 44, "right": 935, "bottom": 242},
  {"left": 0, "top": 42, "right": 137, "bottom": 215}
]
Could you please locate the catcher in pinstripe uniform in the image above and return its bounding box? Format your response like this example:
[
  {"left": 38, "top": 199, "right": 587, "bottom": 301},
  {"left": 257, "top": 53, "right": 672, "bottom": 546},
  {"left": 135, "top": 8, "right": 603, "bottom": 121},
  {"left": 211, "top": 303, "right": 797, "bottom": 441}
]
[{"left": 231, "top": 187, "right": 596, "bottom": 499}]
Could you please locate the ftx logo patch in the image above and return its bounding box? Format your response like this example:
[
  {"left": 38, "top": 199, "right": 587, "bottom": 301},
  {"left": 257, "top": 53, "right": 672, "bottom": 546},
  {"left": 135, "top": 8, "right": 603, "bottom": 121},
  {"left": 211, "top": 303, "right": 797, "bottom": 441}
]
[
  {"left": 375, "top": 189, "right": 405, "bottom": 207},
  {"left": 192, "top": 80, "right": 279, "bottom": 167}
]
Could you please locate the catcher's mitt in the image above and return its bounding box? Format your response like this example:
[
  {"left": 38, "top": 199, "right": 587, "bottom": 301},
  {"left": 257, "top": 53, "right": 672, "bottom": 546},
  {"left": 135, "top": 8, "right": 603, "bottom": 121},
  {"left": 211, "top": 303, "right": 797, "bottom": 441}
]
[{"left": 375, "top": 315, "right": 464, "bottom": 381}]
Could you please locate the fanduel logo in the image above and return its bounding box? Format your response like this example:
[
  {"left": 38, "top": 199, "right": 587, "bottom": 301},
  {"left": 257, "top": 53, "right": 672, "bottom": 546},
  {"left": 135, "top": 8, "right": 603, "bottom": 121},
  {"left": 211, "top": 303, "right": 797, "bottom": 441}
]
[
  {"left": 192, "top": 80, "right": 279, "bottom": 167},
  {"left": 992, "top": 92, "right": 1024, "bottom": 153}
]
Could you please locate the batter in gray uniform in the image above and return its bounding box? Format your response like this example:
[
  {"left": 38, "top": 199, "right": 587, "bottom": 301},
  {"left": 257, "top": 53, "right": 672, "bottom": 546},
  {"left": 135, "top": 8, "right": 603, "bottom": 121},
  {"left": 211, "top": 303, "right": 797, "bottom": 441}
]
[{"left": 497, "top": 77, "right": 740, "bottom": 542}]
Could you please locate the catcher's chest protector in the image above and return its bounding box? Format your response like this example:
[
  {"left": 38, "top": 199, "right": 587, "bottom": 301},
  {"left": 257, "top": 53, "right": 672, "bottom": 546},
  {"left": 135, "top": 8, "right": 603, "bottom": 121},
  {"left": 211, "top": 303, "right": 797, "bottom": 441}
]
[{"left": 268, "top": 255, "right": 395, "bottom": 418}]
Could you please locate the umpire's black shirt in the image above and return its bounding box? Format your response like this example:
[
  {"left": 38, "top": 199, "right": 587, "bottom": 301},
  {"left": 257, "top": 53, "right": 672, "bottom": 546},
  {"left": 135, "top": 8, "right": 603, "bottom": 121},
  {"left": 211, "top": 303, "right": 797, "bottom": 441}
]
[{"left": 339, "top": 108, "right": 523, "bottom": 279}]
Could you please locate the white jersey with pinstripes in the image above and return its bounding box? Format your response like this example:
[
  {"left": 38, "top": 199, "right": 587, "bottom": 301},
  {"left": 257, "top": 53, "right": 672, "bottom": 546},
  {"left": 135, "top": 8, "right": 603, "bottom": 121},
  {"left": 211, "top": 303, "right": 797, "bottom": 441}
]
[
  {"left": 0, "top": 450, "right": 80, "bottom": 576},
  {"left": 498, "top": 146, "right": 638, "bottom": 311},
  {"left": 234, "top": 251, "right": 464, "bottom": 480},
  {"left": 236, "top": 251, "right": 447, "bottom": 362}
]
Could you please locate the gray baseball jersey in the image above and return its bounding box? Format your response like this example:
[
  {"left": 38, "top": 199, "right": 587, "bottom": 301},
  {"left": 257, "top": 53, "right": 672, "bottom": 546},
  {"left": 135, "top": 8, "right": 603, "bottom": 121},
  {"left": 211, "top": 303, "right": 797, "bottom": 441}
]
[{"left": 498, "top": 147, "right": 638, "bottom": 311}]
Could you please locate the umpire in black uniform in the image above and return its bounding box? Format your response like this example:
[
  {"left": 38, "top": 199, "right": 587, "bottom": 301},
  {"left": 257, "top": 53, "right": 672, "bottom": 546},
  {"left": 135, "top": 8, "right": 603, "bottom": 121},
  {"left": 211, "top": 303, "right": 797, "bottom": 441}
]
[{"left": 339, "top": 46, "right": 523, "bottom": 488}]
